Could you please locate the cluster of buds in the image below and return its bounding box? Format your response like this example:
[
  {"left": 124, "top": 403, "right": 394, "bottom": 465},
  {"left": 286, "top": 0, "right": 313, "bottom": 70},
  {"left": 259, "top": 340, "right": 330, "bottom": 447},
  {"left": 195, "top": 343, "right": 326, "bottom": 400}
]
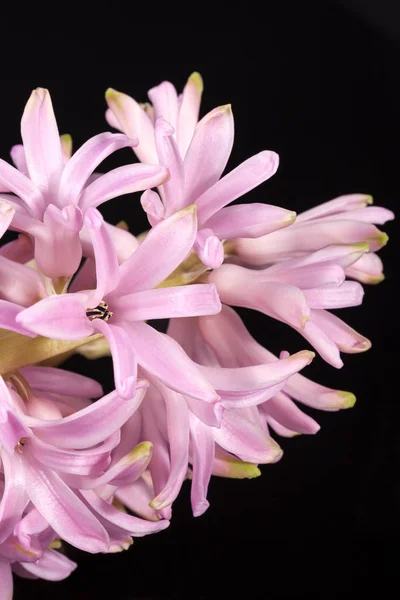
[{"left": 0, "top": 73, "right": 393, "bottom": 597}]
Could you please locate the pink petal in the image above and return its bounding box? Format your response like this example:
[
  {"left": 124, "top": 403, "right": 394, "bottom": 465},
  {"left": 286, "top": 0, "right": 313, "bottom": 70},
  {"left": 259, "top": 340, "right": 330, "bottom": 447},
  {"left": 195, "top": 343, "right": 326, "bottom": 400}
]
[
  {"left": 197, "top": 151, "right": 280, "bottom": 223},
  {"left": 116, "top": 206, "right": 197, "bottom": 294},
  {"left": 177, "top": 72, "right": 203, "bottom": 158},
  {"left": 0, "top": 453, "right": 27, "bottom": 544},
  {"left": 299, "top": 319, "right": 343, "bottom": 368},
  {"left": 315, "top": 206, "right": 394, "bottom": 225},
  {"left": 112, "top": 284, "right": 221, "bottom": 321},
  {"left": 0, "top": 300, "right": 37, "bottom": 337},
  {"left": 79, "top": 163, "right": 170, "bottom": 212},
  {"left": 116, "top": 479, "right": 161, "bottom": 522},
  {"left": 19, "top": 549, "right": 77, "bottom": 581},
  {"left": 25, "top": 383, "right": 148, "bottom": 449},
  {"left": 23, "top": 453, "right": 109, "bottom": 553},
  {"left": 189, "top": 412, "right": 214, "bottom": 516},
  {"left": 209, "top": 265, "right": 310, "bottom": 329},
  {"left": 198, "top": 349, "right": 314, "bottom": 392},
  {"left": 284, "top": 374, "right": 357, "bottom": 411},
  {"left": 129, "top": 322, "right": 218, "bottom": 402},
  {"left": 10, "top": 144, "right": 28, "bottom": 174},
  {"left": 0, "top": 233, "right": 34, "bottom": 264},
  {"left": 184, "top": 105, "right": 234, "bottom": 204},
  {"left": 235, "top": 220, "right": 388, "bottom": 264},
  {"left": 58, "top": 133, "right": 138, "bottom": 208},
  {"left": 0, "top": 160, "right": 44, "bottom": 217},
  {"left": 80, "top": 489, "right": 170, "bottom": 537},
  {"left": 16, "top": 293, "right": 93, "bottom": 340},
  {"left": 31, "top": 438, "right": 111, "bottom": 476},
  {"left": 0, "top": 256, "right": 46, "bottom": 306},
  {"left": 150, "top": 386, "right": 190, "bottom": 510},
  {"left": 194, "top": 228, "right": 224, "bottom": 268},
  {"left": 0, "top": 559, "right": 13, "bottom": 600},
  {"left": 261, "top": 391, "right": 320, "bottom": 434},
  {"left": 80, "top": 220, "right": 139, "bottom": 264},
  {"left": 185, "top": 395, "right": 224, "bottom": 428},
  {"left": 303, "top": 281, "right": 364, "bottom": 309},
  {"left": 148, "top": 81, "right": 179, "bottom": 130},
  {"left": 91, "top": 321, "right": 137, "bottom": 400},
  {"left": 311, "top": 310, "right": 371, "bottom": 354},
  {"left": 84, "top": 208, "right": 120, "bottom": 302},
  {"left": 0, "top": 200, "right": 15, "bottom": 238},
  {"left": 214, "top": 410, "right": 282, "bottom": 464},
  {"left": 105, "top": 89, "right": 158, "bottom": 163},
  {"left": 20, "top": 88, "right": 64, "bottom": 194},
  {"left": 20, "top": 366, "right": 103, "bottom": 399},
  {"left": 203, "top": 202, "right": 295, "bottom": 239},
  {"left": 140, "top": 189, "right": 165, "bottom": 227},
  {"left": 344, "top": 252, "right": 385, "bottom": 284},
  {"left": 296, "top": 193, "right": 373, "bottom": 222},
  {"left": 154, "top": 117, "right": 185, "bottom": 214}
]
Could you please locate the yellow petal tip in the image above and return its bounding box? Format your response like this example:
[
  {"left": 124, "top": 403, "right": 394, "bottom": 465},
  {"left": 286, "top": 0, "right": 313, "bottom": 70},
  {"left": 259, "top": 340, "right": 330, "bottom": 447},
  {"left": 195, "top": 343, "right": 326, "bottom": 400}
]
[
  {"left": 189, "top": 71, "right": 204, "bottom": 92},
  {"left": 338, "top": 391, "right": 357, "bottom": 408}
]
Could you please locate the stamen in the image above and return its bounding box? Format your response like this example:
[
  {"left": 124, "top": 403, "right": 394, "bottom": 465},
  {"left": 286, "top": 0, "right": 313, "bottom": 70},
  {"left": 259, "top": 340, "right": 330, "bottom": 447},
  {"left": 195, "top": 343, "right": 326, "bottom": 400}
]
[
  {"left": 86, "top": 300, "right": 113, "bottom": 322},
  {"left": 16, "top": 438, "right": 27, "bottom": 453},
  {"left": 5, "top": 372, "right": 33, "bottom": 403}
]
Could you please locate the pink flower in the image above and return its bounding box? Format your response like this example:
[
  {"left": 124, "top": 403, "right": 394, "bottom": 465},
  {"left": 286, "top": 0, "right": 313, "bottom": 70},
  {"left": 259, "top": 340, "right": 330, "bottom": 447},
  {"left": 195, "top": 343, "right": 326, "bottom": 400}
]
[
  {"left": 0, "top": 367, "right": 169, "bottom": 557},
  {"left": 16, "top": 207, "right": 221, "bottom": 400},
  {"left": 209, "top": 244, "right": 371, "bottom": 368},
  {"left": 105, "top": 74, "right": 296, "bottom": 268},
  {"left": 234, "top": 194, "right": 394, "bottom": 283},
  {"left": 0, "top": 88, "right": 169, "bottom": 279}
]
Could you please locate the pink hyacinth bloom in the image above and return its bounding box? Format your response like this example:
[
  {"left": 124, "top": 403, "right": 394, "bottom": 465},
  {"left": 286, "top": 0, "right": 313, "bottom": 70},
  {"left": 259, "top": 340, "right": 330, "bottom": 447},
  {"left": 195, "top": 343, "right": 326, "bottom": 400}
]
[
  {"left": 0, "top": 367, "right": 169, "bottom": 559},
  {"left": 16, "top": 207, "right": 221, "bottom": 401},
  {"left": 209, "top": 244, "right": 371, "bottom": 368},
  {"left": 0, "top": 504, "right": 77, "bottom": 599},
  {"left": 234, "top": 194, "right": 394, "bottom": 283},
  {"left": 0, "top": 88, "right": 169, "bottom": 279},
  {"left": 105, "top": 75, "right": 296, "bottom": 268}
]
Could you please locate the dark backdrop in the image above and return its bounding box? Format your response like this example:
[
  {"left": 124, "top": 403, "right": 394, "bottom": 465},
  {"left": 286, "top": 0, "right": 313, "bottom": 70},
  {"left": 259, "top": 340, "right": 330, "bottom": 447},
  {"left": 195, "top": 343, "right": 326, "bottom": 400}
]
[{"left": 3, "top": 2, "right": 399, "bottom": 598}]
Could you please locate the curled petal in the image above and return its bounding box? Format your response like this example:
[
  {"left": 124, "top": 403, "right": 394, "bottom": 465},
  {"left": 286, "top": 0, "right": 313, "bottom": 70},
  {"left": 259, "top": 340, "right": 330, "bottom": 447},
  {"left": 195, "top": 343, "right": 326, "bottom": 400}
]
[
  {"left": 296, "top": 193, "right": 373, "bottom": 222},
  {"left": 197, "top": 151, "right": 280, "bottom": 223},
  {"left": 298, "top": 319, "right": 343, "bottom": 368},
  {"left": 0, "top": 559, "right": 13, "bottom": 600},
  {"left": 189, "top": 413, "right": 214, "bottom": 516},
  {"left": 345, "top": 252, "right": 385, "bottom": 284},
  {"left": 154, "top": 117, "right": 185, "bottom": 214},
  {"left": 311, "top": 309, "right": 371, "bottom": 354},
  {"left": 0, "top": 200, "right": 15, "bottom": 238},
  {"left": 0, "top": 256, "right": 46, "bottom": 306},
  {"left": 20, "top": 366, "right": 103, "bottom": 399},
  {"left": 0, "top": 301, "right": 37, "bottom": 337},
  {"left": 19, "top": 549, "right": 77, "bottom": 581},
  {"left": 0, "top": 453, "right": 27, "bottom": 544},
  {"left": 24, "top": 382, "right": 148, "bottom": 449},
  {"left": 58, "top": 133, "right": 138, "bottom": 208},
  {"left": 0, "top": 160, "right": 44, "bottom": 217},
  {"left": 261, "top": 391, "right": 320, "bottom": 434},
  {"left": 303, "top": 281, "right": 364, "bottom": 309},
  {"left": 148, "top": 81, "right": 179, "bottom": 130},
  {"left": 30, "top": 438, "right": 111, "bottom": 476},
  {"left": 194, "top": 229, "right": 224, "bottom": 269},
  {"left": 284, "top": 373, "right": 356, "bottom": 411},
  {"left": 141, "top": 189, "right": 165, "bottom": 227},
  {"left": 79, "top": 163, "right": 170, "bottom": 212}
]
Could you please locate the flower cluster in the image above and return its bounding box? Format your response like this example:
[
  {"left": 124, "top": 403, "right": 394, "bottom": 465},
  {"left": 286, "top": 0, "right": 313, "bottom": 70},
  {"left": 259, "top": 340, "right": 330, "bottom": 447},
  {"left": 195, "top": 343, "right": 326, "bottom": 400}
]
[{"left": 0, "top": 73, "right": 393, "bottom": 597}]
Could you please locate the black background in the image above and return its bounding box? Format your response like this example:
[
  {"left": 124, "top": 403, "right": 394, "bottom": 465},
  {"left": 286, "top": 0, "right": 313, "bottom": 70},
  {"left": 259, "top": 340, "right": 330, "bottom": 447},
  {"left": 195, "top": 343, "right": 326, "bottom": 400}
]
[{"left": 3, "top": 1, "right": 399, "bottom": 598}]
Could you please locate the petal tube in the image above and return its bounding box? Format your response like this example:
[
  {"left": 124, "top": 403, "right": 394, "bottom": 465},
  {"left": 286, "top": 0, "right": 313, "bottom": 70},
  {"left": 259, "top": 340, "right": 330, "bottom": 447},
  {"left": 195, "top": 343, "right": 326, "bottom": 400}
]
[
  {"left": 197, "top": 151, "right": 280, "bottom": 223},
  {"left": 184, "top": 105, "right": 234, "bottom": 204}
]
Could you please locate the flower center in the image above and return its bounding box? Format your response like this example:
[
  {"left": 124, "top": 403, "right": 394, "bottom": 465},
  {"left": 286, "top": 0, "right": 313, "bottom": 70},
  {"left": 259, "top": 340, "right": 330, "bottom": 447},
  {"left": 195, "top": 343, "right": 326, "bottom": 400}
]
[
  {"left": 16, "top": 438, "right": 27, "bottom": 453},
  {"left": 86, "top": 300, "right": 113, "bottom": 322}
]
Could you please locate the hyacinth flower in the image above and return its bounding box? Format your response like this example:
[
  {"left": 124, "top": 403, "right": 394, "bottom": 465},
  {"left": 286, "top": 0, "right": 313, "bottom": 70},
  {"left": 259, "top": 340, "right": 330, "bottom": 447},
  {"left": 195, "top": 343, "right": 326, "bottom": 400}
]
[
  {"left": 233, "top": 194, "right": 394, "bottom": 283},
  {"left": 0, "top": 88, "right": 169, "bottom": 279},
  {"left": 0, "top": 368, "right": 170, "bottom": 557},
  {"left": 209, "top": 244, "right": 371, "bottom": 368},
  {"left": 16, "top": 206, "right": 222, "bottom": 400},
  {"left": 0, "top": 504, "right": 77, "bottom": 600},
  {"left": 105, "top": 75, "right": 296, "bottom": 268}
]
